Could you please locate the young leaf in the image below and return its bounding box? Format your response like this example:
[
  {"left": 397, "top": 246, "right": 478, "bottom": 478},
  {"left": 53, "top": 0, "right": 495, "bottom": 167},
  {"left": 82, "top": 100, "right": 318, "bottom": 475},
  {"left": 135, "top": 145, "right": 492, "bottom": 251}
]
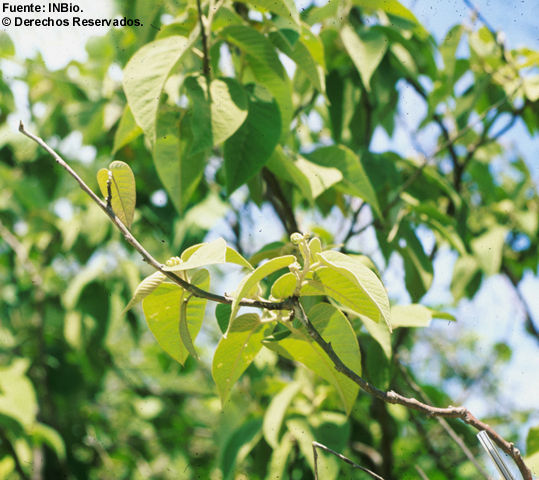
[
  {"left": 122, "top": 271, "right": 166, "bottom": 314},
  {"left": 97, "top": 161, "right": 136, "bottom": 228},
  {"left": 123, "top": 35, "right": 193, "bottom": 140},
  {"left": 212, "top": 313, "right": 265, "bottom": 405},
  {"left": 230, "top": 255, "right": 296, "bottom": 325},
  {"left": 224, "top": 86, "right": 282, "bottom": 193},
  {"left": 165, "top": 237, "right": 227, "bottom": 271},
  {"left": 264, "top": 303, "right": 361, "bottom": 414},
  {"left": 271, "top": 272, "right": 297, "bottom": 299},
  {"left": 180, "top": 238, "right": 253, "bottom": 270},
  {"left": 314, "top": 250, "right": 391, "bottom": 330},
  {"left": 340, "top": 25, "right": 388, "bottom": 91},
  {"left": 142, "top": 270, "right": 210, "bottom": 365}
]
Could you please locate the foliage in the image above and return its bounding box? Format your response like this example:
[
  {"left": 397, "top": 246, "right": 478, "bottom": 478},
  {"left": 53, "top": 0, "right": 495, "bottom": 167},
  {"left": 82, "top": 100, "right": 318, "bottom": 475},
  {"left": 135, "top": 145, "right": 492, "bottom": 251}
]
[{"left": 0, "top": 0, "right": 538, "bottom": 478}]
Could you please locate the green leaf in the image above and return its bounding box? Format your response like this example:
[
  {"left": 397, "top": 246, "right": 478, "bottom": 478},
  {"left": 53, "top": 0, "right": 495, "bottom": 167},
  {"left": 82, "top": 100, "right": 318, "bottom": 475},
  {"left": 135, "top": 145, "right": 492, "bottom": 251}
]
[
  {"left": 266, "top": 432, "right": 294, "bottom": 479},
  {"left": 122, "top": 271, "right": 166, "bottom": 314},
  {"left": 351, "top": 0, "right": 428, "bottom": 38},
  {"left": 123, "top": 35, "right": 193, "bottom": 140},
  {"left": 212, "top": 313, "right": 265, "bottom": 404},
  {"left": 30, "top": 423, "right": 66, "bottom": 460},
  {"left": 165, "top": 237, "right": 227, "bottom": 271},
  {"left": 306, "top": 145, "right": 380, "bottom": 216},
  {"left": 271, "top": 272, "right": 297, "bottom": 299},
  {"left": 153, "top": 105, "right": 206, "bottom": 213},
  {"left": 357, "top": 313, "right": 392, "bottom": 359},
  {"left": 340, "top": 25, "right": 388, "bottom": 91},
  {"left": 270, "top": 29, "right": 325, "bottom": 92},
  {"left": 142, "top": 270, "right": 210, "bottom": 365},
  {"left": 224, "top": 86, "right": 281, "bottom": 193},
  {"left": 243, "top": 0, "right": 299, "bottom": 24},
  {"left": 263, "top": 382, "right": 301, "bottom": 448},
  {"left": 181, "top": 239, "right": 253, "bottom": 269},
  {"left": 220, "top": 26, "right": 292, "bottom": 140},
  {"left": 391, "top": 305, "right": 456, "bottom": 328},
  {"left": 184, "top": 76, "right": 249, "bottom": 153},
  {"left": 315, "top": 250, "right": 391, "bottom": 330},
  {"left": 526, "top": 426, "right": 539, "bottom": 456},
  {"left": 0, "top": 32, "right": 15, "bottom": 57},
  {"left": 215, "top": 303, "right": 232, "bottom": 334},
  {"left": 221, "top": 417, "right": 263, "bottom": 480},
  {"left": 266, "top": 147, "right": 343, "bottom": 201},
  {"left": 451, "top": 255, "right": 481, "bottom": 302},
  {"left": 471, "top": 226, "right": 508, "bottom": 276},
  {"left": 360, "top": 335, "right": 390, "bottom": 389},
  {"left": 264, "top": 303, "right": 361, "bottom": 414},
  {"left": 0, "top": 359, "right": 37, "bottom": 428},
  {"left": 230, "top": 255, "right": 296, "bottom": 324},
  {"left": 399, "top": 225, "right": 433, "bottom": 302},
  {"left": 113, "top": 105, "right": 143, "bottom": 153},
  {"left": 97, "top": 161, "right": 136, "bottom": 228}
]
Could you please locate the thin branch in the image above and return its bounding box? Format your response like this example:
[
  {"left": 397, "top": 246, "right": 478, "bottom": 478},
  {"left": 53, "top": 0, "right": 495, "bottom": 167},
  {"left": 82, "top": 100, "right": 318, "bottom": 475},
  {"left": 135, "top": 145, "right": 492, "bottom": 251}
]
[
  {"left": 312, "top": 442, "right": 385, "bottom": 480},
  {"left": 399, "top": 363, "right": 492, "bottom": 480},
  {"left": 262, "top": 167, "right": 299, "bottom": 236},
  {"left": 196, "top": 0, "right": 211, "bottom": 81},
  {"left": 415, "top": 465, "right": 430, "bottom": 480},
  {"left": 292, "top": 300, "right": 532, "bottom": 480},
  {"left": 18, "top": 122, "right": 293, "bottom": 313}
]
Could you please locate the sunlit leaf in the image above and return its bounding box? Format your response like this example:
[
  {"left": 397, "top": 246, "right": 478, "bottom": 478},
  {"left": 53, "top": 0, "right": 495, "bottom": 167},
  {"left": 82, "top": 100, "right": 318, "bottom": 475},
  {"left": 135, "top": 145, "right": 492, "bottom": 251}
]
[
  {"left": 230, "top": 255, "right": 296, "bottom": 325},
  {"left": 123, "top": 35, "right": 194, "bottom": 140},
  {"left": 271, "top": 272, "right": 297, "bottom": 299},
  {"left": 97, "top": 161, "right": 136, "bottom": 228},
  {"left": 264, "top": 303, "right": 361, "bottom": 414},
  {"left": 122, "top": 271, "right": 166, "bottom": 314},
  {"left": 212, "top": 313, "right": 265, "bottom": 404},
  {"left": 113, "top": 105, "right": 142, "bottom": 153}
]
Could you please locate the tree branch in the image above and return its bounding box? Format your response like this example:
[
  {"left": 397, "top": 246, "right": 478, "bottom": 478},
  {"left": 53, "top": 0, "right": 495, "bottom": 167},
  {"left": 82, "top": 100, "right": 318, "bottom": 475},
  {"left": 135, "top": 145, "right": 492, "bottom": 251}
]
[
  {"left": 196, "top": 0, "right": 211, "bottom": 81},
  {"left": 292, "top": 299, "right": 532, "bottom": 480},
  {"left": 312, "top": 441, "right": 385, "bottom": 480},
  {"left": 18, "top": 122, "right": 293, "bottom": 313},
  {"left": 262, "top": 167, "right": 299, "bottom": 236}
]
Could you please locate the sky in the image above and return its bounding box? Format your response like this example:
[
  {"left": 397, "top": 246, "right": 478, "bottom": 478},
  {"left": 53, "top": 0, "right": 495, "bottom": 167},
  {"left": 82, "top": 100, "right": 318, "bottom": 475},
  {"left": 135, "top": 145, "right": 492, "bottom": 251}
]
[{"left": 2, "top": 0, "right": 538, "bottom": 473}]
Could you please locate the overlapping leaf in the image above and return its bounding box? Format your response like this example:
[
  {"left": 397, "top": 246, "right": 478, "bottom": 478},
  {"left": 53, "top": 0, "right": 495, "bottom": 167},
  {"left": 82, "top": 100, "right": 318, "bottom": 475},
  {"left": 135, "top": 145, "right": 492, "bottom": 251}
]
[{"left": 97, "top": 161, "right": 136, "bottom": 228}]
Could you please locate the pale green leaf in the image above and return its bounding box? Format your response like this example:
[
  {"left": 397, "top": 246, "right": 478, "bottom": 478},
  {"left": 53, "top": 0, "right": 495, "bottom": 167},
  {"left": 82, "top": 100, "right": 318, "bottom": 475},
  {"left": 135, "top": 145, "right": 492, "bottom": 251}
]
[
  {"left": 266, "top": 432, "right": 294, "bottom": 479},
  {"left": 271, "top": 272, "right": 297, "bottom": 299},
  {"left": 122, "top": 271, "right": 166, "bottom": 314},
  {"left": 266, "top": 147, "right": 342, "bottom": 201},
  {"left": 180, "top": 239, "right": 253, "bottom": 270},
  {"left": 525, "top": 451, "right": 539, "bottom": 477},
  {"left": 97, "top": 161, "right": 136, "bottom": 228},
  {"left": 123, "top": 35, "right": 193, "bottom": 140},
  {"left": 316, "top": 250, "right": 391, "bottom": 330},
  {"left": 264, "top": 303, "right": 361, "bottom": 414},
  {"left": 230, "top": 255, "right": 296, "bottom": 324},
  {"left": 263, "top": 382, "right": 301, "bottom": 448},
  {"left": 391, "top": 304, "right": 432, "bottom": 328},
  {"left": 142, "top": 270, "right": 210, "bottom": 365},
  {"left": 0, "top": 359, "right": 37, "bottom": 428},
  {"left": 184, "top": 76, "right": 249, "bottom": 153},
  {"left": 243, "top": 0, "right": 299, "bottom": 24},
  {"left": 340, "top": 25, "right": 388, "bottom": 91},
  {"left": 113, "top": 105, "right": 142, "bottom": 153},
  {"left": 224, "top": 86, "right": 281, "bottom": 193},
  {"left": 351, "top": 0, "right": 428, "bottom": 38},
  {"left": 451, "top": 254, "right": 481, "bottom": 302},
  {"left": 306, "top": 145, "right": 381, "bottom": 216},
  {"left": 165, "top": 237, "right": 227, "bottom": 271},
  {"left": 471, "top": 226, "right": 508, "bottom": 276},
  {"left": 212, "top": 313, "right": 265, "bottom": 404}
]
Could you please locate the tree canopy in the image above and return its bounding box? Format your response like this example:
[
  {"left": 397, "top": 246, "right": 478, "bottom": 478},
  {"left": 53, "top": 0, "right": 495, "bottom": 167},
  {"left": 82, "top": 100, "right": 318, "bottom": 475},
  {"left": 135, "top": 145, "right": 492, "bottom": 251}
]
[{"left": 0, "top": 0, "right": 538, "bottom": 479}]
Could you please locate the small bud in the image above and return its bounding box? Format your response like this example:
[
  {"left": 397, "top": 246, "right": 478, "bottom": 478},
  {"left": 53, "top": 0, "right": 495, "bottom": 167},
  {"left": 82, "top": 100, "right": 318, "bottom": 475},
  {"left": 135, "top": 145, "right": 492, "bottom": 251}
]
[{"left": 290, "top": 232, "right": 303, "bottom": 245}]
